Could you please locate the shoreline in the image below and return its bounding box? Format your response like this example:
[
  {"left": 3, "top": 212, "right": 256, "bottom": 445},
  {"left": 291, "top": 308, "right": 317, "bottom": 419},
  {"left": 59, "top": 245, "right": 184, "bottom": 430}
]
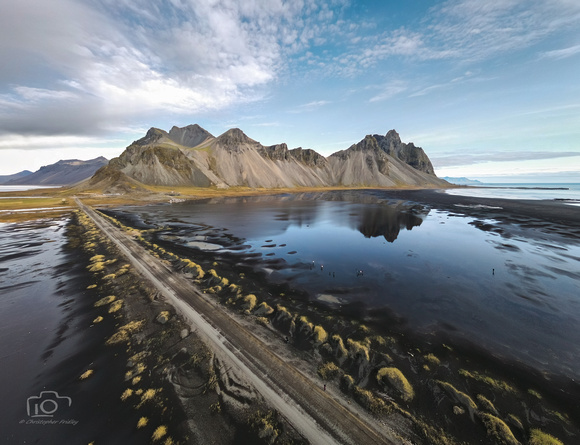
[
  {"left": 3, "top": 187, "right": 580, "bottom": 444},
  {"left": 99, "top": 191, "right": 579, "bottom": 444}
]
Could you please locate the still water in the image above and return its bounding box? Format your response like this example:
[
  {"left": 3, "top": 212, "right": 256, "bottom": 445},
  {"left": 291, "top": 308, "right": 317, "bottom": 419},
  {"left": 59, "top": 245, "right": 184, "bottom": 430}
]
[{"left": 115, "top": 191, "right": 580, "bottom": 380}]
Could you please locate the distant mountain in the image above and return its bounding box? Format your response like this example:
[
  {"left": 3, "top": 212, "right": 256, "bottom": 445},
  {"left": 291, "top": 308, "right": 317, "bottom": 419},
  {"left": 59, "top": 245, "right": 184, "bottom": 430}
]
[
  {"left": 83, "top": 125, "right": 448, "bottom": 192},
  {"left": 7, "top": 157, "right": 108, "bottom": 185},
  {"left": 0, "top": 170, "right": 32, "bottom": 185},
  {"left": 442, "top": 177, "right": 482, "bottom": 185}
]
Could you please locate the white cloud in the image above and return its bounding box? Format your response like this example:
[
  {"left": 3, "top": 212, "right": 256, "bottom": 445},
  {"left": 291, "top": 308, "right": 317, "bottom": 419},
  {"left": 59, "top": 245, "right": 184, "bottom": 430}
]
[
  {"left": 0, "top": 134, "right": 124, "bottom": 150},
  {"left": 540, "top": 44, "right": 580, "bottom": 60},
  {"left": 369, "top": 81, "right": 407, "bottom": 102},
  {"left": 0, "top": 0, "right": 348, "bottom": 137},
  {"left": 432, "top": 151, "right": 580, "bottom": 168}
]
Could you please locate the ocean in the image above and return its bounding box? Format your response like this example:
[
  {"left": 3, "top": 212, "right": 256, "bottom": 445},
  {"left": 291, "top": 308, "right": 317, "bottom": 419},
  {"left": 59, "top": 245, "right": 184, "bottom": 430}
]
[{"left": 443, "top": 183, "right": 580, "bottom": 203}]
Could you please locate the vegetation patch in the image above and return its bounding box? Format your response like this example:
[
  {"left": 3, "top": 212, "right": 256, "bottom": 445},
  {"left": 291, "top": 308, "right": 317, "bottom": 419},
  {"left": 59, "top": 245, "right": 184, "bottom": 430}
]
[
  {"left": 313, "top": 325, "right": 328, "bottom": 344},
  {"left": 479, "top": 413, "right": 520, "bottom": 445},
  {"left": 459, "top": 369, "right": 515, "bottom": 393},
  {"left": 151, "top": 425, "right": 167, "bottom": 442},
  {"left": 317, "top": 362, "right": 340, "bottom": 380},
  {"left": 377, "top": 367, "right": 414, "bottom": 401},
  {"left": 437, "top": 381, "right": 477, "bottom": 419},
  {"left": 94, "top": 295, "right": 116, "bottom": 307},
  {"left": 106, "top": 320, "right": 146, "bottom": 345},
  {"left": 108, "top": 299, "right": 123, "bottom": 313},
  {"left": 346, "top": 338, "right": 370, "bottom": 362},
  {"left": 353, "top": 386, "right": 389, "bottom": 414},
  {"left": 79, "top": 369, "right": 94, "bottom": 380},
  {"left": 476, "top": 394, "right": 498, "bottom": 415},
  {"left": 529, "top": 429, "right": 563, "bottom": 445},
  {"left": 424, "top": 353, "right": 440, "bottom": 366}
]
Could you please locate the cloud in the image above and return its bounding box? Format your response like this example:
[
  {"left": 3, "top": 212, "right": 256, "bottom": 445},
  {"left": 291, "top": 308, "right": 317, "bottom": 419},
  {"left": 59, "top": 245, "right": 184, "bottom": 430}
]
[
  {"left": 322, "top": 0, "right": 580, "bottom": 77},
  {"left": 368, "top": 81, "right": 407, "bottom": 102},
  {"left": 288, "top": 100, "right": 332, "bottom": 113},
  {"left": 432, "top": 151, "right": 580, "bottom": 168},
  {"left": 540, "top": 44, "right": 580, "bottom": 60},
  {"left": 0, "top": 0, "right": 348, "bottom": 138}
]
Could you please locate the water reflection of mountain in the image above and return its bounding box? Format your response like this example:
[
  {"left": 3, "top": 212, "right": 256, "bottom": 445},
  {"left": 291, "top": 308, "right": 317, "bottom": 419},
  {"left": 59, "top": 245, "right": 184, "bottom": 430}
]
[{"left": 357, "top": 204, "right": 428, "bottom": 242}]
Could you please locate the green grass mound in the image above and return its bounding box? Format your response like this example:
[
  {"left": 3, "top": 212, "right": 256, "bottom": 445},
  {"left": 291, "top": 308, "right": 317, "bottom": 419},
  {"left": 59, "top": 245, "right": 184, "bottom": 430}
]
[
  {"left": 377, "top": 367, "right": 414, "bottom": 401},
  {"left": 529, "top": 429, "right": 563, "bottom": 445},
  {"left": 480, "top": 413, "right": 520, "bottom": 445}
]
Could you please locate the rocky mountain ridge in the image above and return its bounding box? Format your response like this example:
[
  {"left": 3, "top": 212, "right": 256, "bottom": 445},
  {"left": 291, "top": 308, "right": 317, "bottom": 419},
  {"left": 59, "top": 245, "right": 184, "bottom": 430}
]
[
  {"left": 0, "top": 170, "right": 32, "bottom": 185},
  {"left": 88, "top": 125, "right": 448, "bottom": 191},
  {"left": 6, "top": 157, "right": 108, "bottom": 186}
]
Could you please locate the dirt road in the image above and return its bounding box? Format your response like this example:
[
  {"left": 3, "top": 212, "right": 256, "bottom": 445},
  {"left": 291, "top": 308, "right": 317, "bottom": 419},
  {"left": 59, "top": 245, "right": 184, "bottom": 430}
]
[{"left": 76, "top": 199, "right": 398, "bottom": 445}]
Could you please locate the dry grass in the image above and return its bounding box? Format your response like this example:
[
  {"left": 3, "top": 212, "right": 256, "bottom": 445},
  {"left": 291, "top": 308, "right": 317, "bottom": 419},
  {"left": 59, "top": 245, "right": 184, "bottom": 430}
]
[
  {"left": 106, "top": 320, "right": 145, "bottom": 345},
  {"left": 0, "top": 196, "right": 73, "bottom": 222},
  {"left": 108, "top": 299, "right": 123, "bottom": 313},
  {"left": 94, "top": 295, "right": 116, "bottom": 307},
  {"left": 120, "top": 388, "right": 133, "bottom": 401},
  {"left": 79, "top": 369, "right": 94, "bottom": 380},
  {"left": 152, "top": 425, "right": 167, "bottom": 442}
]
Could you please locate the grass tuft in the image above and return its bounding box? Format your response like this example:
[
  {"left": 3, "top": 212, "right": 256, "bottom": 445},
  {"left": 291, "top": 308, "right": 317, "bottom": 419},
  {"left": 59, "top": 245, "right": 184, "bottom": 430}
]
[
  {"left": 94, "top": 295, "right": 116, "bottom": 307},
  {"left": 79, "top": 369, "right": 94, "bottom": 380},
  {"left": 152, "top": 425, "right": 167, "bottom": 442},
  {"left": 313, "top": 325, "right": 328, "bottom": 344},
  {"left": 318, "top": 362, "right": 340, "bottom": 380},
  {"left": 459, "top": 369, "right": 515, "bottom": 393},
  {"left": 529, "top": 429, "right": 563, "bottom": 445},
  {"left": 106, "top": 320, "right": 145, "bottom": 345},
  {"left": 377, "top": 367, "right": 414, "bottom": 401},
  {"left": 424, "top": 353, "right": 440, "bottom": 366},
  {"left": 108, "top": 299, "right": 123, "bottom": 313},
  {"left": 479, "top": 413, "right": 520, "bottom": 445}
]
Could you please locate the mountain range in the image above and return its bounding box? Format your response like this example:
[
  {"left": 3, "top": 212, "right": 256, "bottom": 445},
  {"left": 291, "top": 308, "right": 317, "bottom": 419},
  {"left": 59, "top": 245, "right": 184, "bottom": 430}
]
[
  {"left": 442, "top": 177, "right": 483, "bottom": 185},
  {"left": 2, "top": 157, "right": 108, "bottom": 186},
  {"left": 86, "top": 124, "right": 447, "bottom": 192},
  {"left": 0, "top": 170, "right": 32, "bottom": 185}
]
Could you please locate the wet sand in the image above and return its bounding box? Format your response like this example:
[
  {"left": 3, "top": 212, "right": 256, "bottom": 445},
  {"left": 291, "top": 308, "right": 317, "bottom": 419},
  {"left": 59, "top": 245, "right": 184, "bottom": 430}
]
[{"left": 387, "top": 188, "right": 580, "bottom": 229}]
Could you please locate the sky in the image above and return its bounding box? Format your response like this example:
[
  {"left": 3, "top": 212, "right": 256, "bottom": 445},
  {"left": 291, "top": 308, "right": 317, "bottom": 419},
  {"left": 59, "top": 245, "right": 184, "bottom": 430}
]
[{"left": 1, "top": 0, "right": 579, "bottom": 182}]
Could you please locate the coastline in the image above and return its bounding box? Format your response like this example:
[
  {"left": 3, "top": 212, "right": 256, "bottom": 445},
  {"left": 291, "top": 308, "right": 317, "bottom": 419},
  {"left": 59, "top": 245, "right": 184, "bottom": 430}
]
[
  {"left": 3, "top": 187, "right": 580, "bottom": 444},
  {"left": 99, "top": 189, "right": 579, "bottom": 443}
]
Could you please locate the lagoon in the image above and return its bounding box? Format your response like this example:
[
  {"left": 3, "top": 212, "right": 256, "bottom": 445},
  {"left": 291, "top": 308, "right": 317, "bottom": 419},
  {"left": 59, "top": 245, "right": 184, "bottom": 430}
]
[{"left": 109, "top": 190, "right": 580, "bottom": 381}]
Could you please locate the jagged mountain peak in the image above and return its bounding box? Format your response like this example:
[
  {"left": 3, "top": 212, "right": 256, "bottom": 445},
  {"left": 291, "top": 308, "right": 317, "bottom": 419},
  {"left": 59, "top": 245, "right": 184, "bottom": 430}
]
[
  {"left": 217, "top": 128, "right": 257, "bottom": 146},
  {"left": 133, "top": 127, "right": 168, "bottom": 146},
  {"left": 385, "top": 129, "right": 401, "bottom": 143},
  {"left": 86, "top": 124, "right": 447, "bottom": 191},
  {"left": 168, "top": 124, "right": 214, "bottom": 147}
]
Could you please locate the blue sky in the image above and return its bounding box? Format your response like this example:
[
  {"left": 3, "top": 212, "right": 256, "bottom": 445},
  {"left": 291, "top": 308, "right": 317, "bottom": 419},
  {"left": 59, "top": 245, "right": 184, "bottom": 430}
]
[{"left": 0, "top": 0, "right": 579, "bottom": 182}]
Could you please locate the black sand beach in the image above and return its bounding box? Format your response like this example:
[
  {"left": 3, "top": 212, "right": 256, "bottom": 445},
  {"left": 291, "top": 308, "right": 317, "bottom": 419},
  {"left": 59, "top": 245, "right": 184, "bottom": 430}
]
[{"left": 2, "top": 188, "right": 579, "bottom": 444}]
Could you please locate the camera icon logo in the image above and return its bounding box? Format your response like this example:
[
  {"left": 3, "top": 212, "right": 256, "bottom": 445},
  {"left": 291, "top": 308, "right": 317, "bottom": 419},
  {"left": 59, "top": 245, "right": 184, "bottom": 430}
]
[{"left": 26, "top": 391, "right": 72, "bottom": 418}]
